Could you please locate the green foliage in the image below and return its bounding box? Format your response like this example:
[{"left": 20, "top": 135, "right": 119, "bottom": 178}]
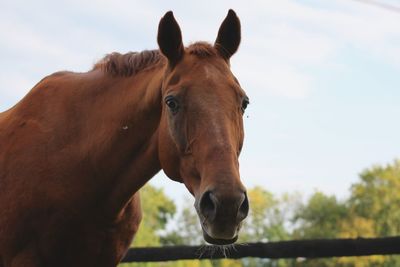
[
  {"left": 132, "top": 185, "right": 176, "bottom": 247},
  {"left": 344, "top": 159, "right": 400, "bottom": 266},
  {"left": 119, "top": 159, "right": 400, "bottom": 267},
  {"left": 349, "top": 160, "right": 400, "bottom": 237},
  {"left": 161, "top": 198, "right": 203, "bottom": 246},
  {"left": 239, "top": 188, "right": 299, "bottom": 267},
  {"left": 292, "top": 191, "right": 348, "bottom": 239},
  {"left": 240, "top": 187, "right": 300, "bottom": 243},
  {"left": 293, "top": 159, "right": 400, "bottom": 267}
]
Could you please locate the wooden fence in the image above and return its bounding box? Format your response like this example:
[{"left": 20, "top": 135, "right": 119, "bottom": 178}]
[{"left": 121, "top": 236, "right": 400, "bottom": 262}]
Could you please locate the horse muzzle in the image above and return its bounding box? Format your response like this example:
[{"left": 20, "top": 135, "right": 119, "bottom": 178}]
[{"left": 195, "top": 188, "right": 249, "bottom": 245}]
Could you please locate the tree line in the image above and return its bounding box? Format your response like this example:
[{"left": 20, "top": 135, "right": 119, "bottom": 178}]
[{"left": 119, "top": 159, "right": 400, "bottom": 267}]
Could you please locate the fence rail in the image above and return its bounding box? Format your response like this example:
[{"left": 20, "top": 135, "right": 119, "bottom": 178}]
[{"left": 121, "top": 236, "right": 400, "bottom": 262}]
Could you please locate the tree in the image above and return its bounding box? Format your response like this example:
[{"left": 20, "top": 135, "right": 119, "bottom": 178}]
[
  {"left": 343, "top": 159, "right": 400, "bottom": 267},
  {"left": 293, "top": 160, "right": 400, "bottom": 267},
  {"left": 291, "top": 191, "right": 348, "bottom": 267},
  {"left": 349, "top": 160, "right": 400, "bottom": 237},
  {"left": 119, "top": 160, "right": 400, "bottom": 267},
  {"left": 231, "top": 187, "right": 300, "bottom": 267},
  {"left": 161, "top": 197, "right": 203, "bottom": 246},
  {"left": 292, "top": 191, "right": 348, "bottom": 240}
]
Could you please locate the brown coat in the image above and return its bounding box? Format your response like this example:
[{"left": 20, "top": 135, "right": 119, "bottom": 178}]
[{"left": 0, "top": 10, "right": 248, "bottom": 266}]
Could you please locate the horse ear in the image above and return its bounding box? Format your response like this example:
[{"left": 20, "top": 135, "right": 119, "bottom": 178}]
[
  {"left": 157, "top": 11, "right": 184, "bottom": 67},
  {"left": 214, "top": 9, "right": 241, "bottom": 61}
]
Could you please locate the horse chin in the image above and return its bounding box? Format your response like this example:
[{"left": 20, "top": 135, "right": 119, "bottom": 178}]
[{"left": 202, "top": 230, "right": 238, "bottom": 245}]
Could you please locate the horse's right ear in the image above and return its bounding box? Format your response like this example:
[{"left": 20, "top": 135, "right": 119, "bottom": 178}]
[
  {"left": 157, "top": 11, "right": 184, "bottom": 67},
  {"left": 214, "top": 9, "right": 241, "bottom": 61}
]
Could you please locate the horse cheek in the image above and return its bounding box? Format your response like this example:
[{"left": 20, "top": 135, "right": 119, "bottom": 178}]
[{"left": 158, "top": 118, "right": 182, "bottom": 182}]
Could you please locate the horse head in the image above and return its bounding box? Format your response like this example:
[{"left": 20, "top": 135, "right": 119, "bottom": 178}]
[{"left": 157, "top": 10, "right": 249, "bottom": 245}]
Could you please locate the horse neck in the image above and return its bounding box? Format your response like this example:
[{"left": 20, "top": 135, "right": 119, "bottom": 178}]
[{"left": 82, "top": 66, "right": 165, "bottom": 219}]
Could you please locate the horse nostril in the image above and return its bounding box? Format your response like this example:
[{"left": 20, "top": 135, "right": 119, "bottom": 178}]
[
  {"left": 237, "top": 193, "right": 249, "bottom": 221},
  {"left": 199, "top": 191, "right": 217, "bottom": 221}
]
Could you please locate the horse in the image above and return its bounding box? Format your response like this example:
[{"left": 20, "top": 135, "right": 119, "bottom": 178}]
[{"left": 0, "top": 10, "right": 249, "bottom": 267}]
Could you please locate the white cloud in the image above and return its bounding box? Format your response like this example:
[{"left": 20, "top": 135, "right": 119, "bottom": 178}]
[
  {"left": 264, "top": 0, "right": 400, "bottom": 65},
  {"left": 1, "top": 0, "right": 399, "bottom": 103},
  {"left": 233, "top": 61, "right": 312, "bottom": 99},
  {"left": 0, "top": 0, "right": 161, "bottom": 110},
  {"left": 0, "top": 15, "right": 83, "bottom": 67},
  {"left": 0, "top": 74, "right": 35, "bottom": 108},
  {"left": 228, "top": 0, "right": 400, "bottom": 98}
]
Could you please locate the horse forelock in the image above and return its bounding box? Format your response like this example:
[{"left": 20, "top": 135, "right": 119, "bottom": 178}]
[{"left": 187, "top": 42, "right": 218, "bottom": 58}]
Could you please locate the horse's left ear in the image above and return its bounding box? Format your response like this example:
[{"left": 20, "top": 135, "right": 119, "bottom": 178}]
[
  {"left": 157, "top": 11, "right": 184, "bottom": 67},
  {"left": 214, "top": 9, "right": 241, "bottom": 61}
]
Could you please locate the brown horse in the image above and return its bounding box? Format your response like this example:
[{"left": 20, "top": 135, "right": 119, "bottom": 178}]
[{"left": 0, "top": 10, "right": 249, "bottom": 267}]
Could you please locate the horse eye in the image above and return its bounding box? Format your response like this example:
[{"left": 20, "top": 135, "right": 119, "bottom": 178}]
[
  {"left": 241, "top": 98, "right": 250, "bottom": 113},
  {"left": 165, "top": 96, "right": 179, "bottom": 113}
]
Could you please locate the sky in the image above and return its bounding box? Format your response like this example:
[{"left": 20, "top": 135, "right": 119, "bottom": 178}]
[{"left": 1, "top": 0, "right": 399, "bottom": 204}]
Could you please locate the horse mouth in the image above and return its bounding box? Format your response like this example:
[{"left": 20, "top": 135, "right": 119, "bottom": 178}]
[{"left": 202, "top": 231, "right": 238, "bottom": 245}]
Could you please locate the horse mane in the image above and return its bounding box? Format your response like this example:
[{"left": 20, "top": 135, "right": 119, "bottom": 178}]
[
  {"left": 93, "top": 42, "right": 218, "bottom": 77},
  {"left": 93, "top": 50, "right": 162, "bottom": 77}
]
